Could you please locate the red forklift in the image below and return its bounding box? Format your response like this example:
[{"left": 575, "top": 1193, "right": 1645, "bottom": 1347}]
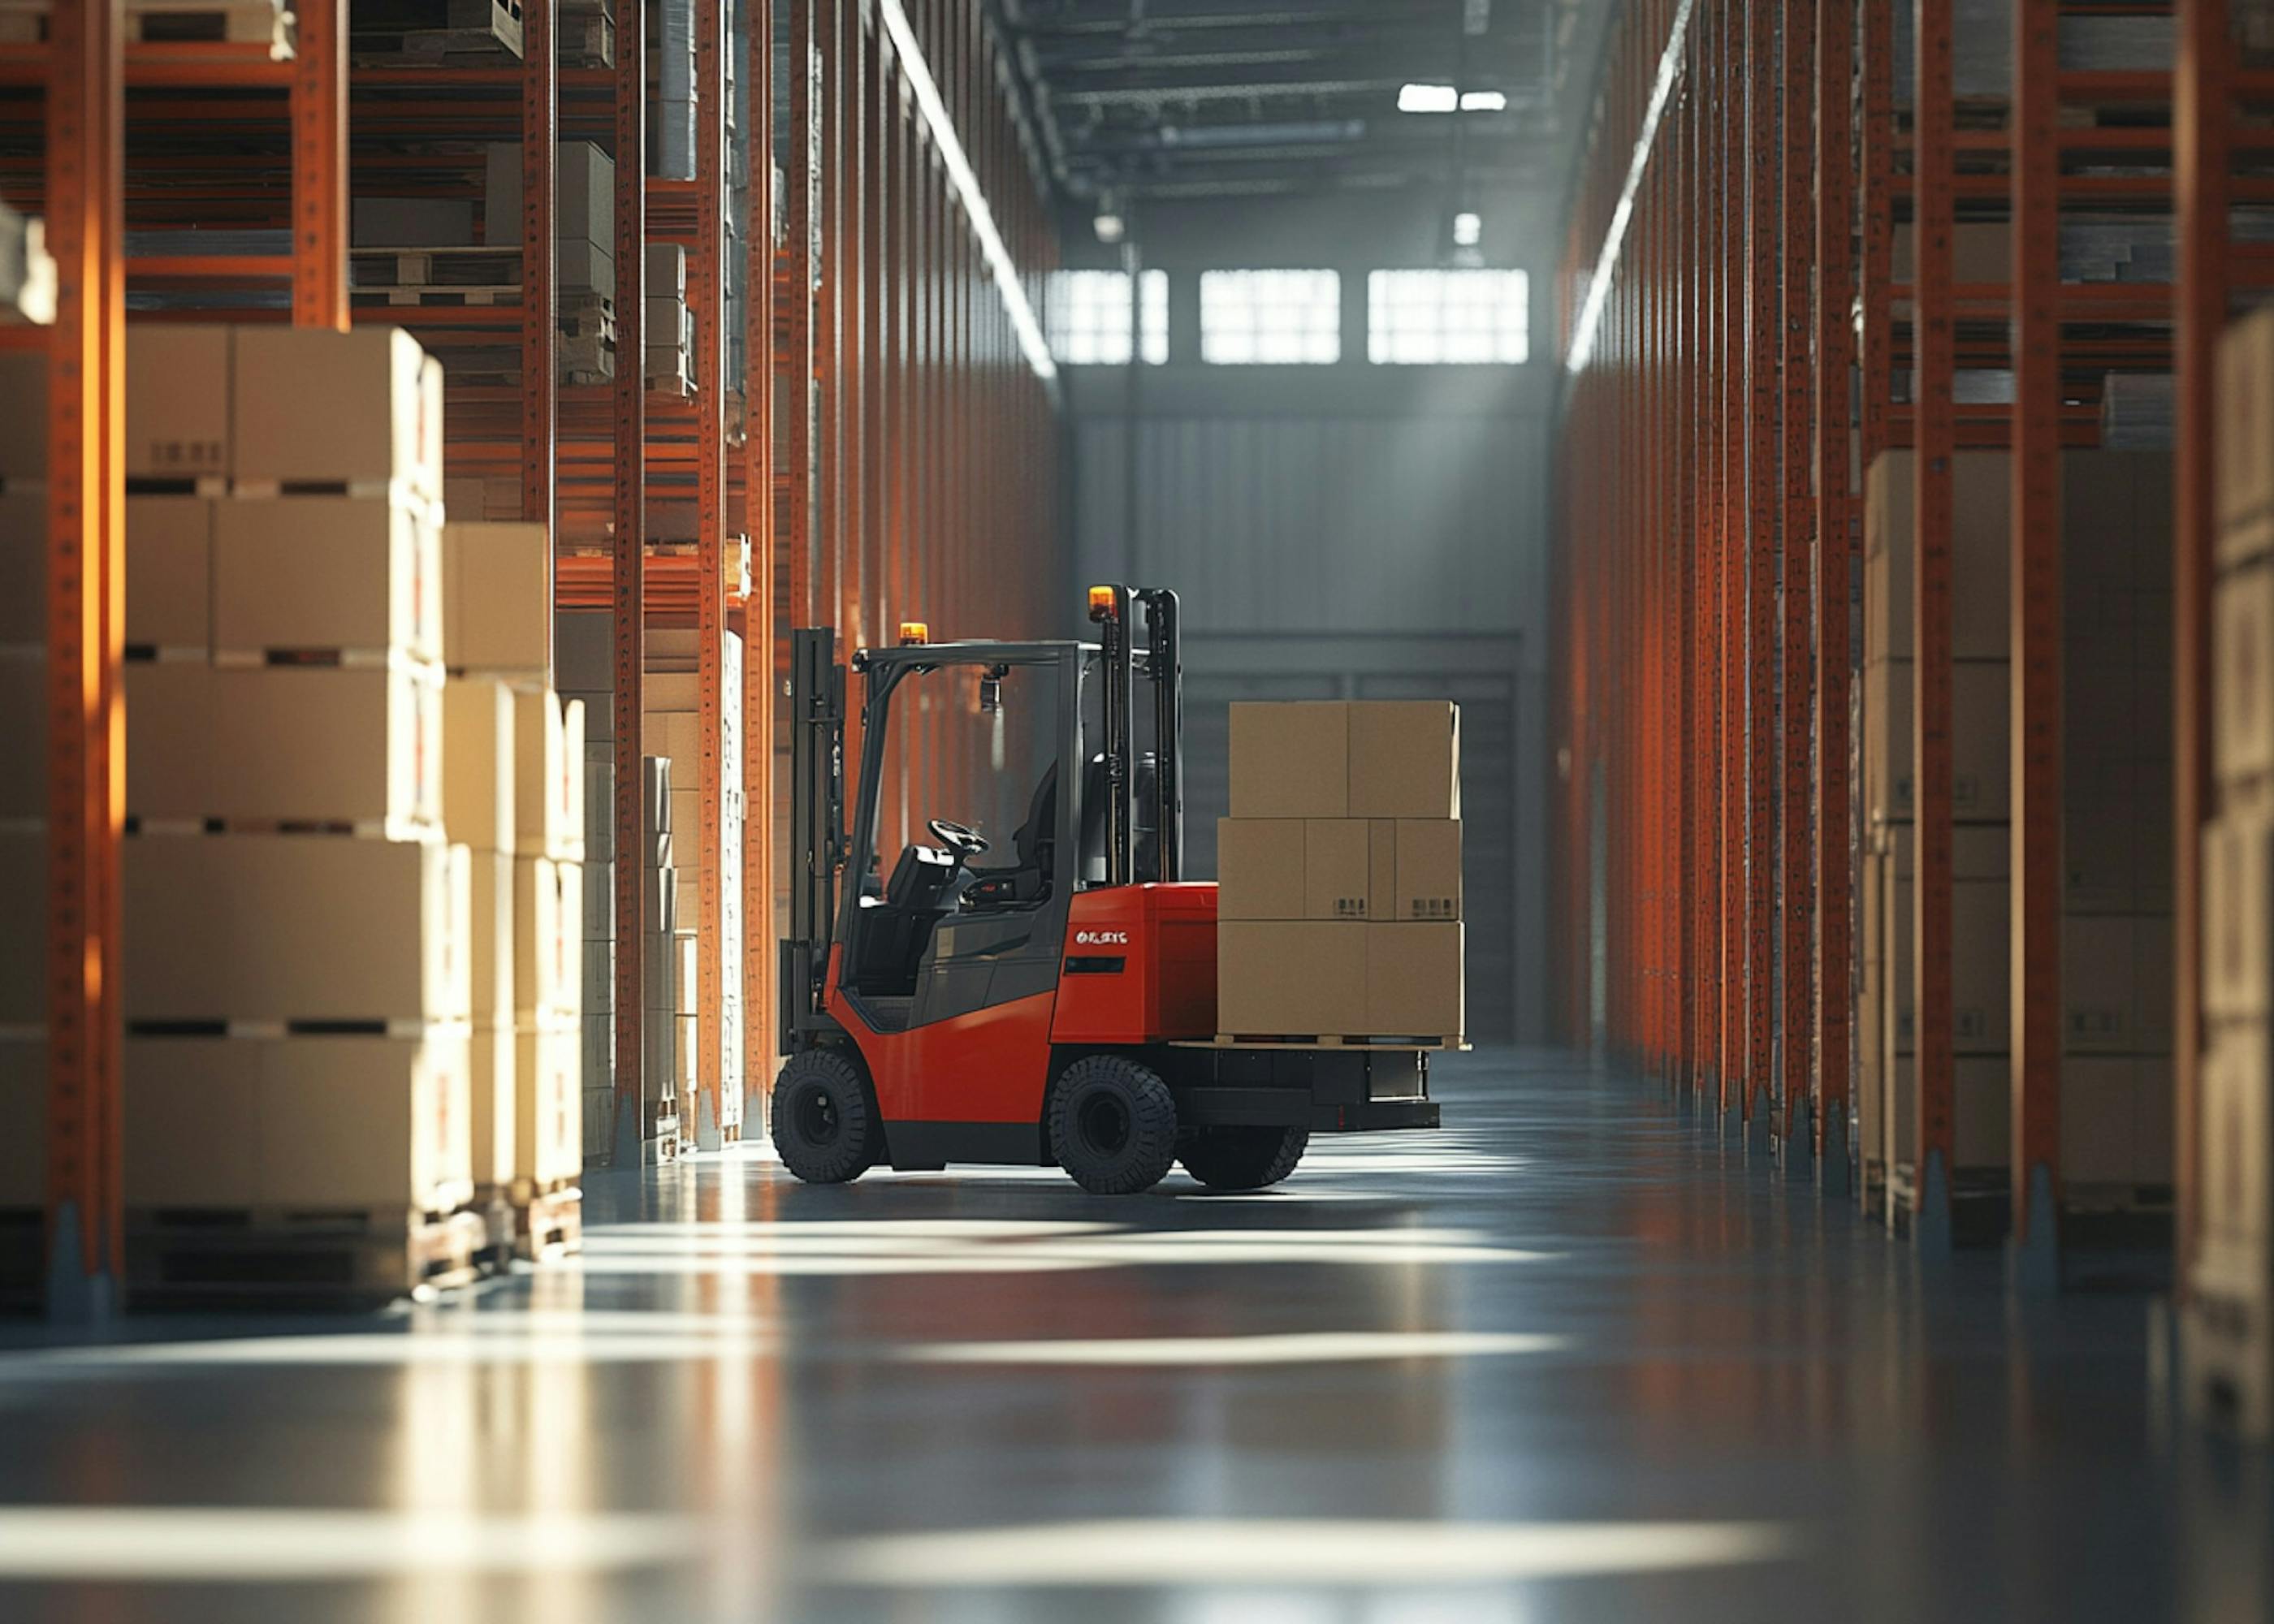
[{"left": 773, "top": 584, "right": 1441, "bottom": 1194}]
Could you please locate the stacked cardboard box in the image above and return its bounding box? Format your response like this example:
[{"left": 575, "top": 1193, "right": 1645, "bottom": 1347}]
[
  {"left": 1217, "top": 701, "right": 1463, "bottom": 1042},
  {"left": 1857, "top": 449, "right": 2175, "bottom": 1210},
  {"left": 484, "top": 140, "right": 617, "bottom": 382},
  {"left": 555, "top": 610, "right": 619, "bottom": 1160},
  {"left": 645, "top": 243, "right": 691, "bottom": 395},
  {"left": 641, "top": 641, "right": 743, "bottom": 1144},
  {"left": 115, "top": 326, "right": 480, "bottom": 1263},
  {"left": 641, "top": 755, "right": 685, "bottom": 1160},
  {"left": 509, "top": 683, "right": 587, "bottom": 1207},
  {"left": 2194, "top": 305, "right": 2274, "bottom": 1432},
  {"left": 0, "top": 352, "right": 44, "bottom": 1263}
]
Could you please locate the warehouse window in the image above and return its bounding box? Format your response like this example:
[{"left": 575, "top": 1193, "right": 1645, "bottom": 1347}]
[
  {"left": 1047, "top": 270, "right": 1168, "bottom": 365},
  {"left": 1199, "top": 270, "right": 1342, "bottom": 365},
  {"left": 1368, "top": 269, "right": 1531, "bottom": 364}
]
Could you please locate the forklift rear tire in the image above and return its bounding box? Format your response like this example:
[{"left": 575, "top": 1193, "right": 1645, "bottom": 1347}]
[
  {"left": 1048, "top": 1055, "right": 1179, "bottom": 1195},
  {"left": 772, "top": 1049, "right": 879, "bottom": 1185},
  {"left": 1177, "top": 1126, "right": 1310, "bottom": 1192}
]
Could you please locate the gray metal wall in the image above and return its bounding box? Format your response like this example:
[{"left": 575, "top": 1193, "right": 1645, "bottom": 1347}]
[{"left": 1068, "top": 365, "right": 1556, "bottom": 1043}]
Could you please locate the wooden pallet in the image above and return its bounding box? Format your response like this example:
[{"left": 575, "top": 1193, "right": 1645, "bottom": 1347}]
[
  {"left": 514, "top": 1183, "right": 581, "bottom": 1262},
  {"left": 125, "top": 1204, "right": 485, "bottom": 1308},
  {"left": 1194, "top": 1034, "right": 1467, "bottom": 1052},
  {"left": 352, "top": 246, "right": 521, "bottom": 291}
]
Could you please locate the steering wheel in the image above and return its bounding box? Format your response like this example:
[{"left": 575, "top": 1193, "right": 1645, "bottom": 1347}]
[{"left": 927, "top": 818, "right": 991, "bottom": 860}]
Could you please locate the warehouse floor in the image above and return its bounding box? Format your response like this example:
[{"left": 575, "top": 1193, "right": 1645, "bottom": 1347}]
[{"left": 0, "top": 1051, "right": 2264, "bottom": 1622}]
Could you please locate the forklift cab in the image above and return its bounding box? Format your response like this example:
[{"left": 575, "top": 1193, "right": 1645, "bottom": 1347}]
[{"left": 793, "top": 587, "right": 1184, "bottom": 1039}]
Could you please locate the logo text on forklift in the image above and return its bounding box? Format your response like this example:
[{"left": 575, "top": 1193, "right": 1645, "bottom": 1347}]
[{"left": 1074, "top": 930, "right": 1130, "bottom": 945}]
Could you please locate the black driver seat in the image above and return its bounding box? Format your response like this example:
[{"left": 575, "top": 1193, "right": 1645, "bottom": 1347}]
[{"left": 962, "top": 763, "right": 1057, "bottom": 909}]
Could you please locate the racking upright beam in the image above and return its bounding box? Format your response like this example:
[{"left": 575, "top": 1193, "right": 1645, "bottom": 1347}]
[
  {"left": 1721, "top": 0, "right": 1749, "bottom": 1129},
  {"left": 1780, "top": 0, "right": 1818, "bottom": 1173},
  {"left": 521, "top": 0, "right": 557, "bottom": 547},
  {"left": 291, "top": 0, "right": 347, "bottom": 330},
  {"left": 1815, "top": 0, "right": 1857, "bottom": 1192},
  {"left": 1695, "top": 0, "right": 1724, "bottom": 1116},
  {"left": 744, "top": 0, "right": 776, "bottom": 1134},
  {"left": 609, "top": 0, "right": 649, "bottom": 1166},
  {"left": 695, "top": 0, "right": 729, "bottom": 1147},
  {"left": 1743, "top": 0, "right": 1777, "bottom": 1149},
  {"left": 2172, "top": 0, "right": 2231, "bottom": 1303},
  {"left": 1911, "top": 0, "right": 1960, "bottom": 1253},
  {"left": 44, "top": 0, "right": 126, "bottom": 1317},
  {"left": 787, "top": 0, "right": 814, "bottom": 633},
  {"left": 2009, "top": 0, "right": 2064, "bottom": 1283}
]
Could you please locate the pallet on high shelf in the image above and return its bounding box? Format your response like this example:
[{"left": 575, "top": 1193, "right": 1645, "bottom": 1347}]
[
  {"left": 348, "top": 0, "right": 522, "bottom": 63},
  {"left": 124, "top": 1203, "right": 486, "bottom": 1308},
  {"left": 559, "top": 294, "right": 618, "bottom": 343},
  {"left": 352, "top": 246, "right": 521, "bottom": 296},
  {"left": 559, "top": 0, "right": 612, "bottom": 67},
  {"left": 1, "top": 0, "right": 296, "bottom": 53}
]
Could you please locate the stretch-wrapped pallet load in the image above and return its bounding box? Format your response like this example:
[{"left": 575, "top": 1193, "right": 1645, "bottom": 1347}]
[
  {"left": 109, "top": 323, "right": 493, "bottom": 1302},
  {"left": 485, "top": 139, "right": 618, "bottom": 382},
  {"left": 1216, "top": 701, "right": 1464, "bottom": 1043},
  {"left": 0, "top": 350, "right": 41, "bottom": 1301},
  {"left": 2193, "top": 305, "right": 2274, "bottom": 1432}
]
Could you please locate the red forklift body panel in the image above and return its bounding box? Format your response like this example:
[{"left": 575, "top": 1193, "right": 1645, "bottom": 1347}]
[
  {"left": 1051, "top": 883, "right": 1219, "bottom": 1046},
  {"left": 824, "top": 945, "right": 1061, "bottom": 1125}
]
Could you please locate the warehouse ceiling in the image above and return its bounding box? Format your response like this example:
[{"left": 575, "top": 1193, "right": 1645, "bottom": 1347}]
[{"left": 995, "top": 0, "right": 1607, "bottom": 234}]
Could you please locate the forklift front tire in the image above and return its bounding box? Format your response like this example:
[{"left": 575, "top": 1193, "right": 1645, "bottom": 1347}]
[
  {"left": 1177, "top": 1126, "right": 1310, "bottom": 1192},
  {"left": 772, "top": 1049, "right": 880, "bottom": 1185},
  {"left": 1048, "top": 1055, "right": 1180, "bottom": 1195}
]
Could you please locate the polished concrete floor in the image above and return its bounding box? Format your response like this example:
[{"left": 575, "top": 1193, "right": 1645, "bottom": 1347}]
[{"left": 0, "top": 1047, "right": 2268, "bottom": 1622}]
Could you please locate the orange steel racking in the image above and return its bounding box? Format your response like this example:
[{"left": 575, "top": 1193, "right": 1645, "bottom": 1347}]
[
  {"left": 1554, "top": 0, "right": 2207, "bottom": 1275},
  {"left": 12, "top": 0, "right": 1062, "bottom": 1303}
]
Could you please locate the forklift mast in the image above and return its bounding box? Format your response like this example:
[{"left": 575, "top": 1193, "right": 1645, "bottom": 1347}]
[{"left": 782, "top": 626, "right": 846, "bottom": 1049}]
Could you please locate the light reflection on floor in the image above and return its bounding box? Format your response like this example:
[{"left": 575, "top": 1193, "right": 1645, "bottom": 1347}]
[{"left": 0, "top": 1049, "right": 2261, "bottom": 1623}]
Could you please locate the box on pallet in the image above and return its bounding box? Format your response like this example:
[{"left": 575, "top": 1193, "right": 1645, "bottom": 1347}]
[
  {"left": 232, "top": 326, "right": 443, "bottom": 499},
  {"left": 514, "top": 1017, "right": 583, "bottom": 1189},
  {"left": 2204, "top": 805, "right": 2274, "bottom": 1021},
  {"left": 2217, "top": 559, "right": 2274, "bottom": 784},
  {"left": 442, "top": 521, "right": 551, "bottom": 677},
  {"left": 468, "top": 849, "right": 517, "bottom": 1192},
  {"left": 125, "top": 836, "right": 471, "bottom": 1024},
  {"left": 515, "top": 688, "right": 585, "bottom": 862},
  {"left": 2218, "top": 304, "right": 2274, "bottom": 540},
  {"left": 125, "top": 1031, "right": 473, "bottom": 1215},
  {"left": 125, "top": 325, "right": 229, "bottom": 482},
  {"left": 125, "top": 495, "right": 214, "bottom": 651},
  {"left": 513, "top": 855, "right": 580, "bottom": 1021},
  {"left": 443, "top": 677, "right": 516, "bottom": 856},
  {"left": 2202, "top": 1027, "right": 2271, "bottom": 1246},
  {"left": 214, "top": 495, "right": 441, "bottom": 662}
]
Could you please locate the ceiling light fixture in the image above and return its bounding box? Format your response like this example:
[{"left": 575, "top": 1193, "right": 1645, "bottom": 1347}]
[
  {"left": 1453, "top": 211, "right": 1484, "bottom": 248},
  {"left": 1398, "top": 83, "right": 1459, "bottom": 114},
  {"left": 1459, "top": 89, "right": 1510, "bottom": 112}
]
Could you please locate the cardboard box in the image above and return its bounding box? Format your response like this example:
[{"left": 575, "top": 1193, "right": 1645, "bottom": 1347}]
[
  {"left": 1303, "top": 818, "right": 1373, "bottom": 920},
  {"left": 1883, "top": 864, "right": 2011, "bottom": 1056},
  {"left": 1863, "top": 451, "right": 2012, "bottom": 663},
  {"left": 1218, "top": 814, "right": 1309, "bottom": 918},
  {"left": 0, "top": 488, "right": 41, "bottom": 643},
  {"left": 1229, "top": 702, "right": 1347, "bottom": 818},
  {"left": 2064, "top": 914, "right": 2167, "bottom": 1056},
  {"left": 0, "top": 647, "right": 44, "bottom": 821},
  {"left": 2218, "top": 304, "right": 2274, "bottom": 534},
  {"left": 126, "top": 495, "right": 213, "bottom": 650},
  {"left": 214, "top": 494, "right": 441, "bottom": 661},
  {"left": 515, "top": 1017, "right": 583, "bottom": 1187},
  {"left": 121, "top": 1037, "right": 261, "bottom": 1208},
  {"left": 443, "top": 521, "right": 551, "bottom": 676},
  {"left": 126, "top": 325, "right": 229, "bottom": 482},
  {"left": 125, "top": 835, "right": 469, "bottom": 1024},
  {"left": 1394, "top": 818, "right": 1463, "bottom": 921},
  {"left": 0, "top": 1039, "right": 40, "bottom": 1207},
  {"left": 1884, "top": 1056, "right": 2012, "bottom": 1172},
  {"left": 485, "top": 140, "right": 615, "bottom": 248},
  {"left": 231, "top": 326, "right": 443, "bottom": 499},
  {"left": 471, "top": 1018, "right": 517, "bottom": 1190},
  {"left": 1349, "top": 701, "right": 1460, "bottom": 819},
  {"left": 2216, "top": 559, "right": 2274, "bottom": 785},
  {"left": 556, "top": 239, "right": 616, "bottom": 303},
  {"left": 514, "top": 854, "right": 573, "bottom": 1020},
  {"left": 469, "top": 848, "right": 514, "bottom": 1030},
  {"left": 443, "top": 677, "right": 517, "bottom": 854},
  {"left": 2206, "top": 804, "right": 2274, "bottom": 1021},
  {"left": 123, "top": 657, "right": 216, "bottom": 820},
  {"left": 2202, "top": 1026, "right": 2270, "bottom": 1245},
  {"left": 0, "top": 349, "right": 43, "bottom": 482},
  {"left": 0, "top": 831, "right": 41, "bottom": 1028},
  {"left": 1366, "top": 921, "right": 1464, "bottom": 1041},
  {"left": 257, "top": 1031, "right": 473, "bottom": 1212},
  {"left": 352, "top": 197, "right": 477, "bottom": 248},
  {"left": 1216, "top": 920, "right": 1365, "bottom": 1036},
  {"left": 1861, "top": 657, "right": 2012, "bottom": 823},
  {"left": 206, "top": 660, "right": 442, "bottom": 831},
  {"left": 1368, "top": 820, "right": 1397, "bottom": 924},
  {"left": 514, "top": 688, "right": 578, "bottom": 861}
]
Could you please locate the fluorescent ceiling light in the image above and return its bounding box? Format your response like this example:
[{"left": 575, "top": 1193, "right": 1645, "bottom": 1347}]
[
  {"left": 1460, "top": 89, "right": 1509, "bottom": 111},
  {"left": 1454, "top": 210, "right": 1483, "bottom": 248},
  {"left": 1399, "top": 82, "right": 1459, "bottom": 114},
  {"left": 875, "top": 0, "right": 1057, "bottom": 387},
  {"left": 1092, "top": 211, "right": 1125, "bottom": 244}
]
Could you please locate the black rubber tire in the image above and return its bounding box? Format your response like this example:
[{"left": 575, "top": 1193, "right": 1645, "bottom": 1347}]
[
  {"left": 1177, "top": 1126, "right": 1310, "bottom": 1192},
  {"left": 1048, "top": 1054, "right": 1180, "bottom": 1195},
  {"left": 771, "top": 1048, "right": 879, "bottom": 1185}
]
